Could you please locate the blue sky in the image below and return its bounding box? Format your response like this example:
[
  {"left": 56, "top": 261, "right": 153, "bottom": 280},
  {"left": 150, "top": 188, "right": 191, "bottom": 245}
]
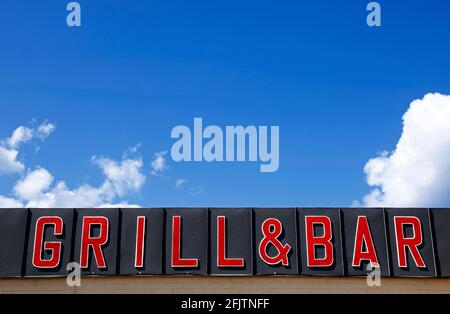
[{"left": 1, "top": 0, "right": 450, "bottom": 207}]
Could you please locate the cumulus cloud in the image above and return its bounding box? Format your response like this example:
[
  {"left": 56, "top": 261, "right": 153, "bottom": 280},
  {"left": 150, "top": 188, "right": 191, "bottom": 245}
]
[
  {"left": 0, "top": 123, "right": 146, "bottom": 208},
  {"left": 0, "top": 123, "right": 194, "bottom": 208},
  {"left": 14, "top": 167, "right": 53, "bottom": 200},
  {"left": 0, "top": 146, "right": 25, "bottom": 175},
  {"left": 9, "top": 156, "right": 146, "bottom": 208},
  {"left": 0, "top": 196, "right": 23, "bottom": 208},
  {"left": 93, "top": 157, "right": 146, "bottom": 197},
  {"left": 357, "top": 93, "right": 450, "bottom": 207},
  {"left": 151, "top": 151, "right": 167, "bottom": 176},
  {"left": 7, "top": 126, "right": 34, "bottom": 149},
  {"left": 0, "top": 122, "right": 55, "bottom": 175}
]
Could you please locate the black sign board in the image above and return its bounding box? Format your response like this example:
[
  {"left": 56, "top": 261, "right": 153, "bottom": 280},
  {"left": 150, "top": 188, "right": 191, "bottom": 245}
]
[
  {"left": 430, "top": 208, "right": 450, "bottom": 277},
  {"left": 25, "top": 208, "right": 74, "bottom": 277},
  {"left": 0, "top": 208, "right": 448, "bottom": 278},
  {"left": 119, "top": 208, "right": 164, "bottom": 275},
  {"left": 254, "top": 208, "right": 298, "bottom": 275},
  {"left": 210, "top": 208, "right": 253, "bottom": 276},
  {"left": 341, "top": 208, "right": 390, "bottom": 277},
  {"left": 73, "top": 208, "right": 120, "bottom": 276},
  {"left": 0, "top": 208, "right": 28, "bottom": 277},
  {"left": 297, "top": 208, "right": 344, "bottom": 276},
  {"left": 165, "top": 208, "right": 208, "bottom": 275},
  {"left": 385, "top": 208, "right": 436, "bottom": 277}
]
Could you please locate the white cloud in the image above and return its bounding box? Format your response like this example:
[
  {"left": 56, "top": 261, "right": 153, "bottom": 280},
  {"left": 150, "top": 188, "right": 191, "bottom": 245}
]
[
  {"left": 6, "top": 126, "right": 34, "bottom": 149},
  {"left": 358, "top": 93, "right": 450, "bottom": 207},
  {"left": 0, "top": 122, "right": 194, "bottom": 208},
  {"left": 124, "top": 143, "right": 142, "bottom": 157},
  {"left": 151, "top": 150, "right": 167, "bottom": 176},
  {"left": 175, "top": 178, "right": 188, "bottom": 189},
  {"left": 0, "top": 196, "right": 23, "bottom": 208},
  {"left": 93, "top": 157, "right": 146, "bottom": 198},
  {"left": 0, "top": 122, "right": 55, "bottom": 175},
  {"left": 21, "top": 181, "right": 104, "bottom": 208},
  {"left": 16, "top": 155, "right": 147, "bottom": 208},
  {"left": 36, "top": 122, "right": 55, "bottom": 139},
  {"left": 0, "top": 146, "right": 25, "bottom": 175},
  {"left": 10, "top": 166, "right": 144, "bottom": 209},
  {"left": 14, "top": 167, "right": 53, "bottom": 200},
  {"left": 0, "top": 122, "right": 146, "bottom": 208}
]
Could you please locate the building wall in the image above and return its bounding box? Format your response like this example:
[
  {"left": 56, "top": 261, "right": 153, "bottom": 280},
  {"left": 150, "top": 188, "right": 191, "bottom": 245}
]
[{"left": 1, "top": 277, "right": 449, "bottom": 294}]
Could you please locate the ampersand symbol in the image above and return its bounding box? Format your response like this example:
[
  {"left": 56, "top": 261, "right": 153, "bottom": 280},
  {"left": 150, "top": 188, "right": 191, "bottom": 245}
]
[{"left": 259, "top": 218, "right": 292, "bottom": 266}]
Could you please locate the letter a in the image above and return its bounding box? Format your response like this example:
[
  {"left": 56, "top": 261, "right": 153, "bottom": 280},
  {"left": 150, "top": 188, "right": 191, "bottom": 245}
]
[
  {"left": 67, "top": 2, "right": 81, "bottom": 27},
  {"left": 366, "top": 2, "right": 381, "bottom": 27}
]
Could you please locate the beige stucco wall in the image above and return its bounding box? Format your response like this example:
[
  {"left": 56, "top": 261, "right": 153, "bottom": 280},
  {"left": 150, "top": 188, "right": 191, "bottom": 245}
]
[{"left": 0, "top": 276, "right": 449, "bottom": 294}]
